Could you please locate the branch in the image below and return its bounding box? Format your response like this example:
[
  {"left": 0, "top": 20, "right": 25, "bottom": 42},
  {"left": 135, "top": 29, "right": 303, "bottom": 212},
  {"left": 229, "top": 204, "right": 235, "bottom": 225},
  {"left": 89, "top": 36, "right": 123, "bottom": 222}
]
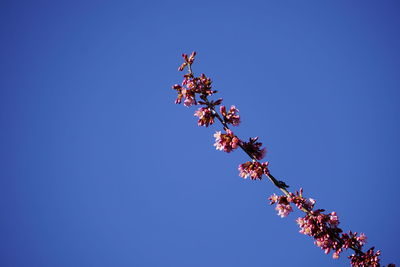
[{"left": 171, "top": 52, "right": 395, "bottom": 267}]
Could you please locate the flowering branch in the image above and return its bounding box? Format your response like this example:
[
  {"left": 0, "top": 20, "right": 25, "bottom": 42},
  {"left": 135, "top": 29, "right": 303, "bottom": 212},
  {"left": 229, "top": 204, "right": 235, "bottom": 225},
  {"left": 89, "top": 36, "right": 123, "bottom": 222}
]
[{"left": 171, "top": 52, "right": 395, "bottom": 267}]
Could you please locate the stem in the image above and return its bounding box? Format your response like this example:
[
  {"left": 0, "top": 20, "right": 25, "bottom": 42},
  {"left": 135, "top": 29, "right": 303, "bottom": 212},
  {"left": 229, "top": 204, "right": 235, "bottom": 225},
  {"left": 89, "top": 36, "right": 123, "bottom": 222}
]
[{"left": 187, "top": 63, "right": 193, "bottom": 76}]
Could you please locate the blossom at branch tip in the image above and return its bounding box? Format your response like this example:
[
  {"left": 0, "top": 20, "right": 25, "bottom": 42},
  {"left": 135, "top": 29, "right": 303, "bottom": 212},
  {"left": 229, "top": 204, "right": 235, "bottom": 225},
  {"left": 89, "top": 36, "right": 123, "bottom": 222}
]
[
  {"left": 241, "top": 137, "right": 266, "bottom": 160},
  {"left": 238, "top": 161, "right": 269, "bottom": 180},
  {"left": 220, "top": 105, "right": 240, "bottom": 126},
  {"left": 178, "top": 51, "right": 196, "bottom": 71},
  {"left": 173, "top": 54, "right": 216, "bottom": 108},
  {"left": 187, "top": 51, "right": 196, "bottom": 64},
  {"left": 213, "top": 130, "right": 239, "bottom": 153},
  {"left": 194, "top": 107, "right": 215, "bottom": 127}
]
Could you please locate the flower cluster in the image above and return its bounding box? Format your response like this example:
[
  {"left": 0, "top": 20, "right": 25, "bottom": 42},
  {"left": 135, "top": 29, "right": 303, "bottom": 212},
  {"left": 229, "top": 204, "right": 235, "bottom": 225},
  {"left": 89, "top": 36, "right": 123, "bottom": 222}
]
[
  {"left": 348, "top": 247, "right": 396, "bottom": 267},
  {"left": 269, "top": 189, "right": 315, "bottom": 218},
  {"left": 172, "top": 52, "right": 217, "bottom": 107},
  {"left": 183, "top": 73, "right": 214, "bottom": 97},
  {"left": 214, "top": 130, "right": 239, "bottom": 153},
  {"left": 296, "top": 210, "right": 343, "bottom": 255},
  {"left": 241, "top": 137, "right": 266, "bottom": 160},
  {"left": 194, "top": 107, "right": 215, "bottom": 127},
  {"left": 238, "top": 161, "right": 269, "bottom": 180},
  {"left": 220, "top": 105, "right": 240, "bottom": 126},
  {"left": 288, "top": 188, "right": 316, "bottom": 211},
  {"left": 269, "top": 189, "right": 390, "bottom": 266},
  {"left": 349, "top": 247, "right": 382, "bottom": 267},
  {"left": 340, "top": 231, "right": 367, "bottom": 251}
]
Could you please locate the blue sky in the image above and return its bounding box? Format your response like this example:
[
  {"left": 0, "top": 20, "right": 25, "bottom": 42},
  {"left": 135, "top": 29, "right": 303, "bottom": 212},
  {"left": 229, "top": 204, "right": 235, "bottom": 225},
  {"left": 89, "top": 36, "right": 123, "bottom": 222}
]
[{"left": 1, "top": 1, "right": 399, "bottom": 266}]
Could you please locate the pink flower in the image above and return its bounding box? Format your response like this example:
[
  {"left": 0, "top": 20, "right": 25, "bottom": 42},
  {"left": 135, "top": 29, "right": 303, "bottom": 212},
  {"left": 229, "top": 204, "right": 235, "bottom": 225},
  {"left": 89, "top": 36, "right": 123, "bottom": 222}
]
[
  {"left": 213, "top": 130, "right": 239, "bottom": 153},
  {"left": 194, "top": 107, "right": 215, "bottom": 127},
  {"left": 183, "top": 96, "right": 195, "bottom": 107},
  {"left": 269, "top": 193, "right": 279, "bottom": 204},
  {"left": 173, "top": 53, "right": 217, "bottom": 107},
  {"left": 268, "top": 194, "right": 293, "bottom": 218},
  {"left": 182, "top": 89, "right": 196, "bottom": 107},
  {"left": 276, "top": 203, "right": 293, "bottom": 218},
  {"left": 183, "top": 74, "right": 214, "bottom": 96},
  {"left": 289, "top": 189, "right": 316, "bottom": 211},
  {"left": 172, "top": 84, "right": 197, "bottom": 107},
  {"left": 241, "top": 137, "right": 266, "bottom": 160},
  {"left": 238, "top": 161, "right": 269, "bottom": 180},
  {"left": 357, "top": 233, "right": 367, "bottom": 246},
  {"left": 329, "top": 212, "right": 339, "bottom": 227},
  {"left": 197, "top": 74, "right": 214, "bottom": 96},
  {"left": 296, "top": 215, "right": 316, "bottom": 236},
  {"left": 220, "top": 105, "right": 240, "bottom": 126},
  {"left": 341, "top": 231, "right": 368, "bottom": 250},
  {"left": 296, "top": 211, "right": 340, "bottom": 247},
  {"left": 314, "top": 233, "right": 339, "bottom": 255},
  {"left": 304, "top": 198, "right": 316, "bottom": 211},
  {"left": 333, "top": 251, "right": 341, "bottom": 259}
]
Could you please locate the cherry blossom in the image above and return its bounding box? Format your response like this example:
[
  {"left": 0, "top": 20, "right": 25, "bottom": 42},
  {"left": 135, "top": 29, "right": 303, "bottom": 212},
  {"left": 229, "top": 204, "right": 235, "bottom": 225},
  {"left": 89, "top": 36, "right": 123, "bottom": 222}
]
[
  {"left": 238, "top": 161, "right": 269, "bottom": 180},
  {"left": 241, "top": 137, "right": 266, "bottom": 160},
  {"left": 220, "top": 105, "right": 240, "bottom": 126},
  {"left": 194, "top": 107, "right": 215, "bottom": 127},
  {"left": 213, "top": 130, "right": 239, "bottom": 153}
]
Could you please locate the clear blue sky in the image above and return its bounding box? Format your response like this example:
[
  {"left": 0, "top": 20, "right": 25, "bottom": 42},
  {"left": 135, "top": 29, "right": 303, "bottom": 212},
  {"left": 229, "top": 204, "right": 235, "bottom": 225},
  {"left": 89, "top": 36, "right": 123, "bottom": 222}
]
[{"left": 1, "top": 1, "right": 399, "bottom": 266}]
